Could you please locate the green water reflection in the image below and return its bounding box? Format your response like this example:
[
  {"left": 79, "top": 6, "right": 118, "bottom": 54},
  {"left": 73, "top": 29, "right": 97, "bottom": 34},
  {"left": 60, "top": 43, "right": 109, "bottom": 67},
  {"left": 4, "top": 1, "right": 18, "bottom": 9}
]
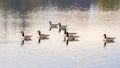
[
  {"left": 98, "top": 0, "right": 120, "bottom": 11},
  {"left": 0, "top": 0, "right": 92, "bottom": 11},
  {"left": 0, "top": 0, "right": 119, "bottom": 11}
]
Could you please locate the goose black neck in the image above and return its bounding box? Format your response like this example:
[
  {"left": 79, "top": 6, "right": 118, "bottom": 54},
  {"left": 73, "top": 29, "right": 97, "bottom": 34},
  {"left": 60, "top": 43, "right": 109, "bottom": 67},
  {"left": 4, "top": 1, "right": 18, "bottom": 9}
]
[
  {"left": 104, "top": 34, "right": 107, "bottom": 39},
  {"left": 22, "top": 32, "right": 24, "bottom": 37},
  {"left": 66, "top": 32, "right": 69, "bottom": 37},
  {"left": 38, "top": 31, "right": 41, "bottom": 35},
  {"left": 49, "top": 21, "right": 52, "bottom": 25},
  {"left": 64, "top": 29, "right": 67, "bottom": 34}
]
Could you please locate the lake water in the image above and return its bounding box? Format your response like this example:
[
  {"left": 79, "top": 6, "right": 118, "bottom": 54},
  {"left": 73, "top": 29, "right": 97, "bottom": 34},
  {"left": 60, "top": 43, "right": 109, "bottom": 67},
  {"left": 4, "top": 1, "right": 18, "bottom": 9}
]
[{"left": 0, "top": 0, "right": 120, "bottom": 68}]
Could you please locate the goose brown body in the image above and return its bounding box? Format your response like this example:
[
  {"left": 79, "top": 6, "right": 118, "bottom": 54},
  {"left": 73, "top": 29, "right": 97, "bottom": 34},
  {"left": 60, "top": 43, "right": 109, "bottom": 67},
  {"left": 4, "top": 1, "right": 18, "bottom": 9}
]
[
  {"left": 37, "top": 30, "right": 49, "bottom": 39},
  {"left": 21, "top": 31, "right": 32, "bottom": 41},
  {"left": 64, "top": 29, "right": 77, "bottom": 37},
  {"left": 104, "top": 34, "right": 115, "bottom": 40},
  {"left": 58, "top": 23, "right": 67, "bottom": 30},
  {"left": 49, "top": 21, "right": 58, "bottom": 28}
]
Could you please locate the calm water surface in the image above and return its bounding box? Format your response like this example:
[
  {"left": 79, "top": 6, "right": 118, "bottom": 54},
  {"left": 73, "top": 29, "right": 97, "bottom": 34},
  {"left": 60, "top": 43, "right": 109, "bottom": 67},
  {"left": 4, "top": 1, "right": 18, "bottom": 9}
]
[{"left": 0, "top": 0, "right": 120, "bottom": 68}]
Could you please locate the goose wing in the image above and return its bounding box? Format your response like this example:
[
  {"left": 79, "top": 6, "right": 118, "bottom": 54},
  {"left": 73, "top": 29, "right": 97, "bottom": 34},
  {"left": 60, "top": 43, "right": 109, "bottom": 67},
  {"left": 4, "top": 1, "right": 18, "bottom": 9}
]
[
  {"left": 106, "top": 37, "right": 115, "bottom": 39},
  {"left": 41, "top": 34, "right": 49, "bottom": 36}
]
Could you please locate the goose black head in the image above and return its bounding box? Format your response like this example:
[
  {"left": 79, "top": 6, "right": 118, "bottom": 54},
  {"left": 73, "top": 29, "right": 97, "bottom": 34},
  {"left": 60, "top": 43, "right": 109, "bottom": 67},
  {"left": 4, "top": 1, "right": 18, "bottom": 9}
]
[
  {"left": 21, "top": 31, "right": 24, "bottom": 36},
  {"left": 37, "top": 30, "right": 41, "bottom": 35},
  {"left": 58, "top": 22, "right": 61, "bottom": 27}
]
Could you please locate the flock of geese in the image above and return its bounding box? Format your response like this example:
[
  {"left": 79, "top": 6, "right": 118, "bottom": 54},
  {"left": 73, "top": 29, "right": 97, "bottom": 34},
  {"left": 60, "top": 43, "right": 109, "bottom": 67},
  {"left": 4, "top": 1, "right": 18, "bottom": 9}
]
[{"left": 20, "top": 21, "right": 116, "bottom": 46}]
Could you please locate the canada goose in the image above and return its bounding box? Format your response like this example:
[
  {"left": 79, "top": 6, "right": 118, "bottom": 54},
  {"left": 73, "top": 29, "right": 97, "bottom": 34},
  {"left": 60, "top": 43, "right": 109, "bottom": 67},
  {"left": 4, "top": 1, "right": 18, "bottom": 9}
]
[
  {"left": 21, "top": 31, "right": 32, "bottom": 41},
  {"left": 66, "top": 32, "right": 79, "bottom": 45},
  {"left": 49, "top": 21, "right": 58, "bottom": 28},
  {"left": 58, "top": 23, "right": 67, "bottom": 30},
  {"left": 37, "top": 30, "right": 49, "bottom": 39},
  {"left": 104, "top": 34, "right": 115, "bottom": 41},
  {"left": 64, "top": 29, "right": 77, "bottom": 37}
]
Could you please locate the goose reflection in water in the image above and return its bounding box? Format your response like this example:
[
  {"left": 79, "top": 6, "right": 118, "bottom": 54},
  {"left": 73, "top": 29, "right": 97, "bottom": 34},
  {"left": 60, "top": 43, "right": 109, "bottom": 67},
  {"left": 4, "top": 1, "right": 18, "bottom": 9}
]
[
  {"left": 66, "top": 37, "right": 79, "bottom": 45},
  {"left": 38, "top": 38, "right": 49, "bottom": 43},
  {"left": 21, "top": 40, "right": 24, "bottom": 46},
  {"left": 104, "top": 40, "right": 115, "bottom": 47},
  {"left": 20, "top": 39, "right": 33, "bottom": 46}
]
